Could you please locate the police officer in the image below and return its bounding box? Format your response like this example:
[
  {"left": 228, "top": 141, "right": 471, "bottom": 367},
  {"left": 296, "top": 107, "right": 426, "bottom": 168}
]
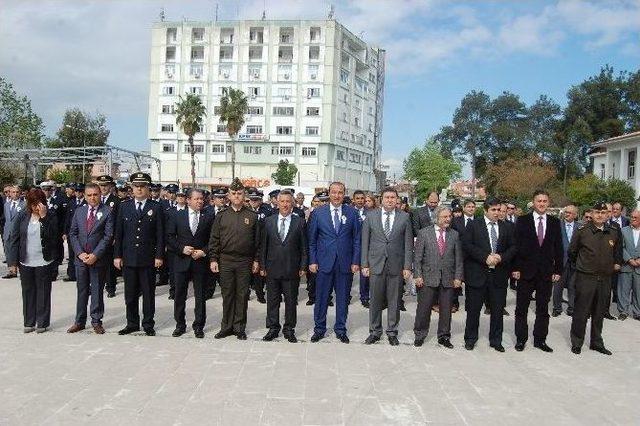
[
  {"left": 203, "top": 188, "right": 228, "bottom": 299},
  {"left": 248, "top": 187, "right": 270, "bottom": 304},
  {"left": 40, "top": 180, "right": 65, "bottom": 281},
  {"left": 161, "top": 183, "right": 180, "bottom": 299},
  {"left": 304, "top": 190, "right": 331, "bottom": 306},
  {"left": 63, "top": 183, "right": 87, "bottom": 282},
  {"left": 113, "top": 172, "right": 164, "bottom": 336},
  {"left": 568, "top": 201, "right": 622, "bottom": 355},
  {"left": 285, "top": 188, "right": 306, "bottom": 220},
  {"left": 96, "top": 175, "right": 120, "bottom": 297}
]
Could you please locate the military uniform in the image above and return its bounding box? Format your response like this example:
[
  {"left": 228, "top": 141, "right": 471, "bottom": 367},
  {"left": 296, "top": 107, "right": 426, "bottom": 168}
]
[
  {"left": 96, "top": 175, "right": 121, "bottom": 297},
  {"left": 247, "top": 188, "right": 271, "bottom": 303},
  {"left": 568, "top": 207, "right": 622, "bottom": 354},
  {"left": 114, "top": 173, "right": 164, "bottom": 335}
]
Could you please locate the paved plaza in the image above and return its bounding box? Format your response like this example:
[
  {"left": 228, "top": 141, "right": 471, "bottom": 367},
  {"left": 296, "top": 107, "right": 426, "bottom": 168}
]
[{"left": 0, "top": 261, "right": 639, "bottom": 425}]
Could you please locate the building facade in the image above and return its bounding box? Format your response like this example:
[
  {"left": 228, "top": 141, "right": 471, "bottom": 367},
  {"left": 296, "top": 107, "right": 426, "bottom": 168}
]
[
  {"left": 148, "top": 19, "right": 385, "bottom": 191},
  {"left": 590, "top": 131, "right": 640, "bottom": 205}
]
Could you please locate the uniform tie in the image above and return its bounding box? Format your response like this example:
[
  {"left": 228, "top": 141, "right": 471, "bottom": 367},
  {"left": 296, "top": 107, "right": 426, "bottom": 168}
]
[{"left": 137, "top": 201, "right": 142, "bottom": 216}]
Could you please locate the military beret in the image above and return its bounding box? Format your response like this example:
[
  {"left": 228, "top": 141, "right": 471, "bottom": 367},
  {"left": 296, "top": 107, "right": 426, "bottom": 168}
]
[
  {"left": 268, "top": 189, "right": 280, "bottom": 198},
  {"left": 592, "top": 201, "right": 608, "bottom": 211},
  {"left": 165, "top": 183, "right": 179, "bottom": 193},
  {"left": 130, "top": 172, "right": 151, "bottom": 185},
  {"left": 229, "top": 177, "right": 245, "bottom": 191},
  {"left": 95, "top": 175, "right": 114, "bottom": 184}
]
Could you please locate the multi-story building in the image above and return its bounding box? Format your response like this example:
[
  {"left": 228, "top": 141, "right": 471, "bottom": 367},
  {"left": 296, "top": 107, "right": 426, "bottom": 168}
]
[
  {"left": 148, "top": 19, "right": 385, "bottom": 191},
  {"left": 590, "top": 131, "right": 640, "bottom": 206}
]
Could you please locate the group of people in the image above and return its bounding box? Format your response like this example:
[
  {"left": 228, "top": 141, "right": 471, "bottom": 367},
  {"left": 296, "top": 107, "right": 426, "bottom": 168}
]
[{"left": 1, "top": 173, "right": 629, "bottom": 356}]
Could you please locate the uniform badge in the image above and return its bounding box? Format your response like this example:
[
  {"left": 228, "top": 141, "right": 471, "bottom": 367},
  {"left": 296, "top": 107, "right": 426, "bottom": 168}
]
[
  {"left": 609, "top": 240, "right": 614, "bottom": 247},
  {"left": 244, "top": 218, "right": 250, "bottom": 225},
  {"left": 53, "top": 204, "right": 58, "bottom": 209},
  {"left": 109, "top": 201, "right": 114, "bottom": 207},
  {"left": 148, "top": 210, "right": 153, "bottom": 216}
]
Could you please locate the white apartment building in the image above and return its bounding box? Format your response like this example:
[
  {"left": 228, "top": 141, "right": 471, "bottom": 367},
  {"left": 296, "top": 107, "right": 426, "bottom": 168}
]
[
  {"left": 590, "top": 131, "right": 640, "bottom": 205},
  {"left": 148, "top": 19, "right": 385, "bottom": 191}
]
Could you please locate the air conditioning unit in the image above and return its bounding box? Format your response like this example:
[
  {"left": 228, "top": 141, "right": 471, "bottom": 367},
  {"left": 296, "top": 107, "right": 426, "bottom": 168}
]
[
  {"left": 194, "top": 73, "right": 201, "bottom": 79},
  {"left": 284, "top": 95, "right": 290, "bottom": 100},
  {"left": 223, "top": 71, "right": 229, "bottom": 78},
  {"left": 283, "top": 73, "right": 290, "bottom": 80},
  {"left": 310, "top": 73, "right": 317, "bottom": 80},
  {"left": 166, "top": 72, "right": 173, "bottom": 79},
  {"left": 307, "top": 94, "right": 312, "bottom": 99},
  {"left": 252, "top": 72, "right": 260, "bottom": 79},
  {"left": 251, "top": 94, "right": 256, "bottom": 99}
]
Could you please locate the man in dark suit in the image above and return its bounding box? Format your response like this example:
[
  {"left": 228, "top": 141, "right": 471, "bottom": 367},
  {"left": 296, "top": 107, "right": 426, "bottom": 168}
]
[
  {"left": 166, "top": 189, "right": 213, "bottom": 339},
  {"left": 451, "top": 199, "right": 476, "bottom": 312},
  {"left": 67, "top": 183, "right": 114, "bottom": 334},
  {"left": 248, "top": 187, "right": 271, "bottom": 304},
  {"left": 260, "top": 190, "right": 307, "bottom": 343},
  {"left": 411, "top": 191, "right": 439, "bottom": 236},
  {"left": 512, "top": 190, "right": 563, "bottom": 352},
  {"left": 63, "top": 183, "right": 86, "bottom": 282},
  {"left": 462, "top": 197, "right": 516, "bottom": 352},
  {"left": 96, "top": 175, "right": 120, "bottom": 298},
  {"left": 113, "top": 172, "right": 164, "bottom": 336},
  {"left": 552, "top": 204, "right": 581, "bottom": 317},
  {"left": 307, "top": 182, "right": 361, "bottom": 343},
  {"left": 606, "top": 202, "right": 625, "bottom": 319},
  {"left": 609, "top": 202, "right": 630, "bottom": 228}
]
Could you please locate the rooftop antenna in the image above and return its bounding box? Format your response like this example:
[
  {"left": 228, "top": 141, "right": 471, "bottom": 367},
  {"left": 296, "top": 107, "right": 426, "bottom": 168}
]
[
  {"left": 159, "top": 7, "right": 165, "bottom": 22},
  {"left": 261, "top": 10, "right": 266, "bottom": 20},
  {"left": 328, "top": 4, "right": 335, "bottom": 20},
  {"left": 262, "top": 0, "right": 266, "bottom": 20},
  {"left": 214, "top": 3, "right": 218, "bottom": 22}
]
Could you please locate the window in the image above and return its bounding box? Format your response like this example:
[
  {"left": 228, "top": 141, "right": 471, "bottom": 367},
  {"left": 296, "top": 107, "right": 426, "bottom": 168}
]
[
  {"left": 162, "top": 144, "right": 175, "bottom": 153},
  {"left": 190, "top": 63, "right": 203, "bottom": 77},
  {"left": 307, "top": 88, "right": 320, "bottom": 98},
  {"left": 219, "top": 65, "right": 232, "bottom": 78},
  {"left": 306, "top": 107, "right": 319, "bottom": 116},
  {"left": 278, "top": 46, "right": 293, "bottom": 62},
  {"left": 276, "top": 146, "right": 294, "bottom": 156},
  {"left": 336, "top": 150, "right": 345, "bottom": 161},
  {"left": 243, "top": 146, "right": 262, "bottom": 155},
  {"left": 305, "top": 126, "right": 319, "bottom": 135},
  {"left": 277, "top": 87, "right": 292, "bottom": 98},
  {"left": 165, "top": 64, "right": 175, "bottom": 78},
  {"left": 600, "top": 163, "right": 606, "bottom": 179},
  {"left": 166, "top": 28, "right": 177, "bottom": 43},
  {"left": 249, "top": 65, "right": 261, "bottom": 79},
  {"left": 217, "top": 124, "right": 227, "bottom": 133},
  {"left": 219, "top": 46, "right": 233, "bottom": 60},
  {"left": 355, "top": 99, "right": 360, "bottom": 108},
  {"left": 246, "top": 125, "right": 263, "bottom": 134},
  {"left": 629, "top": 150, "right": 636, "bottom": 179},
  {"left": 271, "top": 146, "right": 279, "bottom": 155},
  {"left": 276, "top": 126, "right": 293, "bottom": 135},
  {"left": 310, "top": 27, "right": 321, "bottom": 42},
  {"left": 342, "top": 112, "right": 347, "bottom": 122},
  {"left": 343, "top": 93, "right": 348, "bottom": 103},
  {"left": 161, "top": 104, "right": 174, "bottom": 114},
  {"left": 162, "top": 86, "right": 175, "bottom": 95},
  {"left": 196, "top": 125, "right": 205, "bottom": 133},
  {"left": 248, "top": 46, "right": 262, "bottom": 61},
  {"left": 302, "top": 147, "right": 317, "bottom": 157},
  {"left": 354, "top": 117, "right": 360, "bottom": 127},
  {"left": 184, "top": 144, "right": 204, "bottom": 153},
  {"left": 368, "top": 106, "right": 374, "bottom": 115},
  {"left": 340, "top": 69, "right": 349, "bottom": 85},
  {"left": 249, "top": 27, "right": 264, "bottom": 44},
  {"left": 368, "top": 123, "right": 373, "bottom": 132},
  {"left": 247, "top": 106, "right": 263, "bottom": 115},
  {"left": 220, "top": 28, "right": 234, "bottom": 44},
  {"left": 165, "top": 46, "right": 176, "bottom": 61},
  {"left": 219, "top": 87, "right": 230, "bottom": 96},
  {"left": 278, "top": 64, "right": 292, "bottom": 81},
  {"left": 365, "top": 155, "right": 370, "bottom": 165},
  {"left": 350, "top": 152, "right": 362, "bottom": 163},
  {"left": 273, "top": 106, "right": 294, "bottom": 116},
  {"left": 340, "top": 131, "right": 348, "bottom": 140},
  {"left": 249, "top": 87, "right": 260, "bottom": 97},
  {"left": 161, "top": 124, "right": 174, "bottom": 132},
  {"left": 212, "top": 144, "right": 225, "bottom": 154},
  {"left": 191, "top": 46, "right": 204, "bottom": 61},
  {"left": 189, "top": 86, "right": 203, "bottom": 95},
  {"left": 308, "top": 64, "right": 319, "bottom": 80},
  {"left": 192, "top": 27, "right": 204, "bottom": 42},
  {"left": 279, "top": 27, "right": 293, "bottom": 44},
  {"left": 309, "top": 46, "right": 320, "bottom": 61}
]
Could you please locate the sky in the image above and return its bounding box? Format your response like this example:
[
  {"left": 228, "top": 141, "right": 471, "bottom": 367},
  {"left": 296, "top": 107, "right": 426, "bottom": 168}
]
[{"left": 1, "top": 0, "right": 639, "bottom": 179}]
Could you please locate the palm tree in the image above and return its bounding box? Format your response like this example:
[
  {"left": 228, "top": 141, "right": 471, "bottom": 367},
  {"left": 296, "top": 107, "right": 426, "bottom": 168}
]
[
  {"left": 175, "top": 93, "right": 207, "bottom": 186},
  {"left": 218, "top": 88, "right": 248, "bottom": 180}
]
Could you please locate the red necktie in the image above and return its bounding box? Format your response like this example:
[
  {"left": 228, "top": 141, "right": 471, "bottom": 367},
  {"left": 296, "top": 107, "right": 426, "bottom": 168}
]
[
  {"left": 86, "top": 207, "right": 96, "bottom": 251},
  {"left": 437, "top": 229, "right": 445, "bottom": 256}
]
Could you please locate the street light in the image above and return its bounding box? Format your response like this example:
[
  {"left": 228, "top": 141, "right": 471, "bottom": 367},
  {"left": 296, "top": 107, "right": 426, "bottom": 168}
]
[{"left": 65, "top": 124, "right": 88, "bottom": 183}]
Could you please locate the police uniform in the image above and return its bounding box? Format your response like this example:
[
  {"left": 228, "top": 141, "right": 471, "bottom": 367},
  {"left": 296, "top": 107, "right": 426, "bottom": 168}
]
[
  {"left": 159, "top": 183, "right": 179, "bottom": 298},
  {"left": 114, "top": 173, "right": 165, "bottom": 335},
  {"left": 248, "top": 188, "right": 270, "bottom": 303},
  {"left": 203, "top": 188, "right": 228, "bottom": 299},
  {"left": 62, "top": 183, "right": 87, "bottom": 281},
  {"left": 41, "top": 181, "right": 65, "bottom": 281},
  {"left": 96, "top": 175, "right": 121, "bottom": 297},
  {"left": 568, "top": 202, "right": 622, "bottom": 354}
]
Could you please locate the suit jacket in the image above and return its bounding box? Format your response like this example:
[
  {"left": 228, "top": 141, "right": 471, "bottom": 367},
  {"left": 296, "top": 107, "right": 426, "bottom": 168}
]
[
  {"left": 451, "top": 215, "right": 475, "bottom": 235},
  {"left": 560, "top": 219, "right": 581, "bottom": 266},
  {"left": 166, "top": 208, "right": 214, "bottom": 273},
  {"left": 414, "top": 225, "right": 463, "bottom": 287},
  {"left": 46, "top": 196, "right": 66, "bottom": 237},
  {"left": 102, "top": 193, "right": 121, "bottom": 214},
  {"left": 461, "top": 217, "right": 517, "bottom": 288},
  {"left": 65, "top": 197, "right": 87, "bottom": 234},
  {"left": 411, "top": 206, "right": 433, "bottom": 236},
  {"left": 621, "top": 225, "right": 640, "bottom": 274},
  {"left": 114, "top": 199, "right": 164, "bottom": 267},
  {"left": 609, "top": 216, "right": 630, "bottom": 228},
  {"left": 69, "top": 204, "right": 114, "bottom": 266},
  {"left": 261, "top": 213, "right": 307, "bottom": 279},
  {"left": 307, "top": 203, "right": 361, "bottom": 274},
  {"left": 3, "top": 199, "right": 25, "bottom": 240},
  {"left": 360, "top": 208, "right": 413, "bottom": 275},
  {"left": 513, "top": 213, "right": 563, "bottom": 280},
  {"left": 6, "top": 210, "right": 60, "bottom": 266}
]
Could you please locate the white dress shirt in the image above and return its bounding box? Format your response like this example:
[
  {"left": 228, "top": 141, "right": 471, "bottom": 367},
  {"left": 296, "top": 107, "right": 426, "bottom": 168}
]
[
  {"left": 86, "top": 204, "right": 99, "bottom": 220},
  {"left": 434, "top": 225, "right": 446, "bottom": 242},
  {"left": 381, "top": 208, "right": 396, "bottom": 232},
  {"left": 330, "top": 204, "right": 343, "bottom": 229},
  {"left": 532, "top": 211, "right": 547, "bottom": 237},
  {"left": 134, "top": 198, "right": 148, "bottom": 211},
  {"left": 484, "top": 216, "right": 499, "bottom": 239},
  {"left": 278, "top": 213, "right": 292, "bottom": 239}
]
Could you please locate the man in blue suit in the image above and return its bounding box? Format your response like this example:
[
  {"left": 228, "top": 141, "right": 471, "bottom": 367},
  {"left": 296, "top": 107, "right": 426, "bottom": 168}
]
[
  {"left": 308, "top": 181, "right": 361, "bottom": 343},
  {"left": 67, "top": 184, "right": 114, "bottom": 334},
  {"left": 552, "top": 204, "right": 581, "bottom": 317}
]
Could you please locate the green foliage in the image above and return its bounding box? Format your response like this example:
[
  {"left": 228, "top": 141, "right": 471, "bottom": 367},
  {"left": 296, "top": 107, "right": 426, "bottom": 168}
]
[
  {"left": 403, "top": 138, "right": 462, "bottom": 202},
  {"left": 567, "top": 174, "right": 636, "bottom": 211},
  {"left": 218, "top": 88, "right": 247, "bottom": 137},
  {"left": 0, "top": 77, "right": 44, "bottom": 149},
  {"left": 0, "top": 162, "right": 21, "bottom": 185},
  {"left": 271, "top": 160, "right": 298, "bottom": 186},
  {"left": 176, "top": 93, "right": 207, "bottom": 186},
  {"left": 47, "top": 168, "right": 75, "bottom": 184},
  {"left": 48, "top": 108, "right": 109, "bottom": 148}
]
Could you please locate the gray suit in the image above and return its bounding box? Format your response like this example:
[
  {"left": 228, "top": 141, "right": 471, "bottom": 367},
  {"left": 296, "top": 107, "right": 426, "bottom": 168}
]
[
  {"left": 553, "top": 219, "right": 581, "bottom": 314},
  {"left": 619, "top": 225, "right": 640, "bottom": 316},
  {"left": 2, "top": 198, "right": 25, "bottom": 252},
  {"left": 361, "top": 208, "right": 413, "bottom": 338},
  {"left": 69, "top": 203, "right": 114, "bottom": 326},
  {"left": 413, "top": 226, "right": 463, "bottom": 340}
]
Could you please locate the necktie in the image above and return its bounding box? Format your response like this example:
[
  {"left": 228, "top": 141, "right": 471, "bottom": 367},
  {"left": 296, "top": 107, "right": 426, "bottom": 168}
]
[
  {"left": 384, "top": 211, "right": 391, "bottom": 237},
  {"left": 279, "top": 217, "right": 286, "bottom": 240},
  {"left": 537, "top": 216, "right": 544, "bottom": 246},
  {"left": 466, "top": 217, "right": 471, "bottom": 227},
  {"left": 101, "top": 196, "right": 106, "bottom": 204},
  {"left": 566, "top": 223, "right": 573, "bottom": 241},
  {"left": 137, "top": 201, "right": 142, "bottom": 215},
  {"left": 490, "top": 222, "right": 497, "bottom": 253},
  {"left": 437, "top": 228, "right": 445, "bottom": 256},
  {"left": 333, "top": 208, "right": 340, "bottom": 234},
  {"left": 87, "top": 207, "right": 96, "bottom": 231},
  {"left": 190, "top": 211, "right": 198, "bottom": 235}
]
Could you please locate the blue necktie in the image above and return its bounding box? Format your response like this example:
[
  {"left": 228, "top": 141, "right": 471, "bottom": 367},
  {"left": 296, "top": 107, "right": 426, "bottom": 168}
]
[{"left": 333, "top": 208, "right": 340, "bottom": 234}]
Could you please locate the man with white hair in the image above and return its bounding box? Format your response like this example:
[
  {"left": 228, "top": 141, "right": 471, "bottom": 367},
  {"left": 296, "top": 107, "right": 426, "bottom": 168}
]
[
  {"left": 1, "top": 185, "right": 24, "bottom": 279},
  {"left": 618, "top": 209, "right": 640, "bottom": 320}
]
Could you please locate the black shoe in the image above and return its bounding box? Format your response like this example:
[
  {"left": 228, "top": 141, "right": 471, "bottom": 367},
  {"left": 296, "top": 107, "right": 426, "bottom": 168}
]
[
  {"left": 566, "top": 310, "right": 573, "bottom": 317},
  {"left": 364, "top": 335, "right": 380, "bottom": 345},
  {"left": 414, "top": 338, "right": 425, "bottom": 347},
  {"left": 257, "top": 295, "right": 266, "bottom": 304},
  {"left": 534, "top": 342, "right": 554, "bottom": 353},
  {"left": 604, "top": 313, "right": 617, "bottom": 321},
  {"left": 263, "top": 329, "right": 279, "bottom": 341},
  {"left": 306, "top": 300, "right": 315, "bottom": 306},
  {"left": 310, "top": 333, "right": 324, "bottom": 343},
  {"left": 590, "top": 346, "right": 612, "bottom": 355},
  {"left": 328, "top": 299, "right": 334, "bottom": 307},
  {"left": 62, "top": 276, "right": 75, "bottom": 282},
  {"left": 118, "top": 326, "right": 140, "bottom": 335},
  {"left": 172, "top": 327, "right": 186, "bottom": 337},
  {"left": 619, "top": 313, "right": 628, "bottom": 321},
  {"left": 464, "top": 342, "right": 474, "bottom": 351},
  {"left": 571, "top": 346, "right": 581, "bottom": 354},
  {"left": 284, "top": 333, "right": 298, "bottom": 343},
  {"left": 214, "top": 330, "right": 234, "bottom": 339},
  {"left": 144, "top": 328, "right": 156, "bottom": 336},
  {"left": 515, "top": 342, "right": 526, "bottom": 352},
  {"left": 399, "top": 303, "right": 406, "bottom": 312},
  {"left": 107, "top": 291, "right": 116, "bottom": 298},
  {"left": 552, "top": 310, "right": 561, "bottom": 317},
  {"left": 502, "top": 309, "right": 509, "bottom": 316},
  {"left": 490, "top": 343, "right": 505, "bottom": 352},
  {"left": 1, "top": 273, "right": 17, "bottom": 279},
  {"left": 236, "top": 331, "right": 247, "bottom": 340},
  {"left": 362, "top": 300, "right": 370, "bottom": 308},
  {"left": 194, "top": 329, "right": 204, "bottom": 339},
  {"left": 388, "top": 336, "right": 399, "bottom": 346},
  {"left": 484, "top": 308, "right": 490, "bottom": 315},
  {"left": 168, "top": 294, "right": 174, "bottom": 300},
  {"left": 337, "top": 334, "right": 350, "bottom": 344},
  {"left": 438, "top": 338, "right": 453, "bottom": 349},
  {"left": 634, "top": 315, "right": 640, "bottom": 321}
]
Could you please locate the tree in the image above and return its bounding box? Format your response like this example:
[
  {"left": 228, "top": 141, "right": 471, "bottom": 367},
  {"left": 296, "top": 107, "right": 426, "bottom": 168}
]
[
  {"left": 567, "top": 174, "right": 636, "bottom": 211},
  {"left": 623, "top": 68, "right": 640, "bottom": 131},
  {"left": 483, "top": 156, "right": 557, "bottom": 206},
  {"left": 271, "top": 160, "right": 298, "bottom": 185},
  {"left": 0, "top": 77, "right": 44, "bottom": 149},
  {"left": 488, "top": 91, "right": 532, "bottom": 161},
  {"left": 48, "top": 108, "right": 110, "bottom": 148},
  {"left": 47, "top": 167, "right": 75, "bottom": 184},
  {"left": 217, "top": 88, "right": 247, "bottom": 180},
  {"left": 175, "top": 93, "right": 207, "bottom": 186},
  {"left": 0, "top": 162, "right": 21, "bottom": 185},
  {"left": 403, "top": 138, "right": 462, "bottom": 202}
]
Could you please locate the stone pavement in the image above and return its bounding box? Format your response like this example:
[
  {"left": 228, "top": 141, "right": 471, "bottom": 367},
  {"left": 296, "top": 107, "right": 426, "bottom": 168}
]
[{"left": 0, "top": 264, "right": 639, "bottom": 425}]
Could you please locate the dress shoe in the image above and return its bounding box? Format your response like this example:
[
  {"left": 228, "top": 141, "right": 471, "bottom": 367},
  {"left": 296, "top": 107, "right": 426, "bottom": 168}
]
[
  {"left": 438, "top": 338, "right": 453, "bottom": 349},
  {"left": 23, "top": 327, "right": 35, "bottom": 333},
  {"left": 484, "top": 307, "right": 491, "bottom": 315},
  {"left": 306, "top": 300, "right": 314, "bottom": 306},
  {"left": 263, "top": 329, "right": 279, "bottom": 341},
  {"left": 172, "top": 327, "right": 186, "bottom": 337},
  {"left": 552, "top": 310, "right": 561, "bottom": 317},
  {"left": 194, "top": 329, "right": 205, "bottom": 339},
  {"left": 144, "top": 328, "right": 156, "bottom": 336},
  {"left": 566, "top": 310, "right": 573, "bottom": 317},
  {"left": 236, "top": 331, "right": 247, "bottom": 340},
  {"left": 590, "top": 346, "right": 612, "bottom": 355},
  {"left": 118, "top": 326, "right": 140, "bottom": 335},
  {"left": 93, "top": 324, "right": 105, "bottom": 334},
  {"left": 62, "top": 276, "right": 75, "bottom": 282},
  {"left": 284, "top": 333, "right": 298, "bottom": 343},
  {"left": 502, "top": 309, "right": 510, "bottom": 316},
  {"left": 328, "top": 299, "right": 334, "bottom": 307},
  {"left": 619, "top": 313, "right": 628, "bottom": 321},
  {"left": 168, "top": 294, "right": 174, "bottom": 300},
  {"left": 464, "top": 342, "right": 475, "bottom": 351},
  {"left": 451, "top": 305, "right": 459, "bottom": 313},
  {"left": 364, "top": 335, "right": 380, "bottom": 345},
  {"left": 515, "top": 342, "right": 526, "bottom": 352},
  {"left": 35, "top": 327, "right": 48, "bottom": 333},
  {"left": 362, "top": 300, "right": 370, "bottom": 308},
  {"left": 257, "top": 295, "right": 266, "bottom": 304},
  {"left": 490, "top": 344, "right": 505, "bottom": 352},
  {"left": 604, "top": 313, "right": 617, "bottom": 321},
  {"left": 2, "top": 273, "right": 17, "bottom": 279},
  {"left": 107, "top": 291, "right": 116, "bottom": 298},
  {"left": 67, "top": 324, "right": 85, "bottom": 333},
  {"left": 571, "top": 346, "right": 581, "bottom": 354},
  {"left": 634, "top": 315, "right": 640, "bottom": 321},
  {"left": 534, "top": 342, "right": 554, "bottom": 353},
  {"left": 337, "top": 334, "right": 350, "bottom": 344},
  {"left": 431, "top": 305, "right": 438, "bottom": 313},
  {"left": 214, "top": 329, "right": 234, "bottom": 339},
  {"left": 310, "top": 333, "right": 324, "bottom": 343},
  {"left": 414, "top": 338, "right": 425, "bottom": 347},
  {"left": 388, "top": 336, "right": 400, "bottom": 346}
]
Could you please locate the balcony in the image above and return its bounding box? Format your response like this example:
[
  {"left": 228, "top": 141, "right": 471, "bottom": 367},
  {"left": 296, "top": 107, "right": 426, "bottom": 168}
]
[
  {"left": 166, "top": 28, "right": 177, "bottom": 44},
  {"left": 190, "top": 46, "right": 204, "bottom": 62},
  {"left": 248, "top": 46, "right": 263, "bottom": 62},
  {"left": 192, "top": 28, "right": 205, "bottom": 43}
]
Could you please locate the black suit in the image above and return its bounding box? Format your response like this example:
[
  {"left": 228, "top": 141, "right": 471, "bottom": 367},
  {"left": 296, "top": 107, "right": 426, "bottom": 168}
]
[
  {"left": 411, "top": 206, "right": 433, "bottom": 237},
  {"left": 513, "top": 213, "right": 563, "bottom": 345},
  {"left": 64, "top": 197, "right": 87, "bottom": 280},
  {"left": 166, "top": 208, "right": 214, "bottom": 331},
  {"left": 605, "top": 219, "right": 623, "bottom": 310},
  {"left": 101, "top": 193, "right": 121, "bottom": 293},
  {"left": 451, "top": 215, "right": 475, "bottom": 307},
  {"left": 461, "top": 217, "right": 516, "bottom": 346},
  {"left": 260, "top": 213, "right": 308, "bottom": 335}
]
